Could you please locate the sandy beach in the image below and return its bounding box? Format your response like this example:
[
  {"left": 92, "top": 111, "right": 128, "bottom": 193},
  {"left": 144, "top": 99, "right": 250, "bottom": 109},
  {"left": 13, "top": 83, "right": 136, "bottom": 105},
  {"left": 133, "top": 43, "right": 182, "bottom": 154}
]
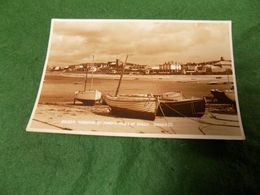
[
  {"left": 38, "top": 72, "right": 234, "bottom": 104},
  {"left": 26, "top": 72, "right": 243, "bottom": 139},
  {"left": 29, "top": 103, "right": 241, "bottom": 138}
]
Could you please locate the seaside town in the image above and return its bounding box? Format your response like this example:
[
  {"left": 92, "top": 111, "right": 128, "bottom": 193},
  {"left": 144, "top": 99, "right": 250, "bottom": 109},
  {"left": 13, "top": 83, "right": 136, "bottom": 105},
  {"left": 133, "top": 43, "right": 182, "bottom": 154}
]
[
  {"left": 27, "top": 20, "right": 244, "bottom": 139},
  {"left": 48, "top": 57, "right": 232, "bottom": 75},
  {"left": 29, "top": 54, "right": 242, "bottom": 137}
]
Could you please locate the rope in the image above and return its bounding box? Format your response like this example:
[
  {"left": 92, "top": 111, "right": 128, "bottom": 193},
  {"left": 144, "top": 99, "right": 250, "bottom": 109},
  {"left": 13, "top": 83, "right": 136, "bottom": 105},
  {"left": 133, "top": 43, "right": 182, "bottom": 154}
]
[
  {"left": 198, "top": 125, "right": 208, "bottom": 135},
  {"left": 160, "top": 101, "right": 200, "bottom": 123},
  {"left": 197, "top": 119, "right": 239, "bottom": 128},
  {"left": 33, "top": 119, "right": 72, "bottom": 130},
  {"left": 158, "top": 101, "right": 176, "bottom": 134},
  {"left": 160, "top": 102, "right": 239, "bottom": 128},
  {"left": 207, "top": 112, "right": 238, "bottom": 122}
]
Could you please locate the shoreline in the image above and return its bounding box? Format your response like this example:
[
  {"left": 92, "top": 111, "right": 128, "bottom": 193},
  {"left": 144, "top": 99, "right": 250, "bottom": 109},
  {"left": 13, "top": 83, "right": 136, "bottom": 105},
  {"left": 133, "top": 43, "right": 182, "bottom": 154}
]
[
  {"left": 39, "top": 72, "right": 234, "bottom": 104},
  {"left": 45, "top": 71, "right": 234, "bottom": 83},
  {"left": 27, "top": 70, "right": 243, "bottom": 139}
]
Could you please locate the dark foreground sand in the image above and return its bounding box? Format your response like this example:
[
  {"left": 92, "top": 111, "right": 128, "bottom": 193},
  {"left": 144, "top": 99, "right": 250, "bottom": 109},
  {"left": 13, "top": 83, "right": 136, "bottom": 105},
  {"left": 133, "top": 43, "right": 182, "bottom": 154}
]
[{"left": 29, "top": 104, "right": 242, "bottom": 138}]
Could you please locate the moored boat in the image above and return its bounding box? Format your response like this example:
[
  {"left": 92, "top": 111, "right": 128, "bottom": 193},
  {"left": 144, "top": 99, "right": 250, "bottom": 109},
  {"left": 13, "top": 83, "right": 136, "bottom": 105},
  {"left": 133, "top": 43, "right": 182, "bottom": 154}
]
[
  {"left": 157, "top": 92, "right": 206, "bottom": 117},
  {"left": 74, "top": 55, "right": 102, "bottom": 105},
  {"left": 74, "top": 90, "right": 102, "bottom": 106},
  {"left": 103, "top": 55, "right": 158, "bottom": 120},
  {"left": 224, "top": 89, "right": 235, "bottom": 102},
  {"left": 210, "top": 89, "right": 235, "bottom": 104},
  {"left": 103, "top": 94, "right": 158, "bottom": 120}
]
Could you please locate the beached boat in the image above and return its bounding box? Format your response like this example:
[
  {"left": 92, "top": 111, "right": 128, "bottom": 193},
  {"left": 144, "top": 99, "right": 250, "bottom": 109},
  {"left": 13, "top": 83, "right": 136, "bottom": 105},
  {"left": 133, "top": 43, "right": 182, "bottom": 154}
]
[
  {"left": 103, "top": 94, "right": 158, "bottom": 120},
  {"left": 210, "top": 89, "right": 235, "bottom": 104},
  {"left": 74, "top": 56, "right": 102, "bottom": 105},
  {"left": 224, "top": 89, "right": 235, "bottom": 102},
  {"left": 210, "top": 72, "right": 235, "bottom": 104},
  {"left": 74, "top": 90, "right": 102, "bottom": 106},
  {"left": 157, "top": 92, "right": 206, "bottom": 117},
  {"left": 103, "top": 55, "right": 158, "bottom": 120}
]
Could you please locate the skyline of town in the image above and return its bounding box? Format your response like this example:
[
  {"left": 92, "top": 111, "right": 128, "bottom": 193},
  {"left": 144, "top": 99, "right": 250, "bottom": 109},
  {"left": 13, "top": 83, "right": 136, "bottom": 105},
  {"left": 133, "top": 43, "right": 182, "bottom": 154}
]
[
  {"left": 48, "top": 56, "right": 231, "bottom": 68},
  {"left": 48, "top": 56, "right": 232, "bottom": 75}
]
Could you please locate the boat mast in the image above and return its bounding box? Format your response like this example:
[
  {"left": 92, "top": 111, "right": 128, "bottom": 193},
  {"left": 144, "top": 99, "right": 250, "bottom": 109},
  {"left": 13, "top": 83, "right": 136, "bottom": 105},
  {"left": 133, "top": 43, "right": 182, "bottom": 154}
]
[
  {"left": 115, "top": 55, "right": 128, "bottom": 97},
  {"left": 90, "top": 55, "right": 94, "bottom": 90},
  {"left": 83, "top": 64, "right": 88, "bottom": 91}
]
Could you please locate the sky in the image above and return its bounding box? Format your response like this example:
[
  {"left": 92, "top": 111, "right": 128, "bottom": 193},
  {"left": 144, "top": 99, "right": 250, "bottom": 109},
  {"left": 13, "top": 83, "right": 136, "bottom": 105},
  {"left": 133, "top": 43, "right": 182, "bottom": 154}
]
[{"left": 47, "top": 20, "right": 232, "bottom": 67}]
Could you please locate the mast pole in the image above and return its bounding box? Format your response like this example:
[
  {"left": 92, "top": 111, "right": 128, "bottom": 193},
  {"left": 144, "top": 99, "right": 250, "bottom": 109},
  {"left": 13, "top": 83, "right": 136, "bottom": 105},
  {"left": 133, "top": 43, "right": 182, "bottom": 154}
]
[
  {"left": 83, "top": 64, "right": 88, "bottom": 91},
  {"left": 90, "top": 55, "right": 94, "bottom": 90},
  {"left": 115, "top": 55, "right": 128, "bottom": 97}
]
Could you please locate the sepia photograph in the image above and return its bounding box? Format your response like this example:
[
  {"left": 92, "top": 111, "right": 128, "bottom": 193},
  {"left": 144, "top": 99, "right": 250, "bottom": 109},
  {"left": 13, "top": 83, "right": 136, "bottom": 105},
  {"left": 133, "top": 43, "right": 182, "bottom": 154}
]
[{"left": 26, "top": 19, "right": 245, "bottom": 139}]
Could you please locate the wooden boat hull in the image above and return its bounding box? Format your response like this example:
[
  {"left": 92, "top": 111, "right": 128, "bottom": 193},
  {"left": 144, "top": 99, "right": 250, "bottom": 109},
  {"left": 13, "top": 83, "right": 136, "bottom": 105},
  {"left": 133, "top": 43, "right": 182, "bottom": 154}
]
[
  {"left": 211, "top": 89, "right": 235, "bottom": 104},
  {"left": 103, "top": 94, "right": 158, "bottom": 120},
  {"left": 224, "top": 90, "right": 235, "bottom": 102},
  {"left": 74, "top": 90, "right": 102, "bottom": 105},
  {"left": 157, "top": 98, "right": 205, "bottom": 117}
]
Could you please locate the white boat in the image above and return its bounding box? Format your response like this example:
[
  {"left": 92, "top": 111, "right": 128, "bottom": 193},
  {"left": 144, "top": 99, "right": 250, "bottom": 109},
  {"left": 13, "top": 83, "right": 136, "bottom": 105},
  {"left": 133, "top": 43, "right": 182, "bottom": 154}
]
[
  {"left": 161, "top": 91, "right": 183, "bottom": 101},
  {"left": 103, "top": 55, "right": 158, "bottom": 120},
  {"left": 74, "top": 90, "right": 102, "bottom": 106},
  {"left": 103, "top": 94, "right": 158, "bottom": 120},
  {"left": 74, "top": 56, "right": 102, "bottom": 105}
]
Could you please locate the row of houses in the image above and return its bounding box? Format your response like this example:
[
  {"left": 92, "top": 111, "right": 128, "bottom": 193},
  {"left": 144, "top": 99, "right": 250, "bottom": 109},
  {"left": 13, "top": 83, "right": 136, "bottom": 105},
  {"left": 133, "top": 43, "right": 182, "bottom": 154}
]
[
  {"left": 49, "top": 57, "right": 232, "bottom": 75},
  {"left": 49, "top": 59, "right": 149, "bottom": 74},
  {"left": 183, "top": 59, "right": 232, "bottom": 74},
  {"left": 149, "top": 58, "right": 232, "bottom": 75}
]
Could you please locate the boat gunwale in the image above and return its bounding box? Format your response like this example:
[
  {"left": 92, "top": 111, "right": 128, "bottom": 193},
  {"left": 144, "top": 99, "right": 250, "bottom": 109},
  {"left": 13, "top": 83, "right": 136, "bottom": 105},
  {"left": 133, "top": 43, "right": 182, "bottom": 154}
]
[
  {"left": 159, "top": 98, "right": 204, "bottom": 103},
  {"left": 103, "top": 95, "right": 157, "bottom": 103}
]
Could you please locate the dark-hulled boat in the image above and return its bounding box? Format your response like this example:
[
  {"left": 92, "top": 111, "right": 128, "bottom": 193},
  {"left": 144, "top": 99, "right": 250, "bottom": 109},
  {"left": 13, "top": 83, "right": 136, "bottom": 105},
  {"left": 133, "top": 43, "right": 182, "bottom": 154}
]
[
  {"left": 156, "top": 92, "right": 206, "bottom": 117},
  {"left": 210, "top": 89, "right": 235, "bottom": 104}
]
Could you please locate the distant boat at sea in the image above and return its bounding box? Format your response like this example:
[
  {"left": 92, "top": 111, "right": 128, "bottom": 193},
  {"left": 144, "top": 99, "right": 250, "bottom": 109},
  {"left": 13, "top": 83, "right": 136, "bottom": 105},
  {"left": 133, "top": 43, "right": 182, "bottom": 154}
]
[
  {"left": 156, "top": 92, "right": 206, "bottom": 117},
  {"left": 74, "top": 55, "right": 102, "bottom": 106}
]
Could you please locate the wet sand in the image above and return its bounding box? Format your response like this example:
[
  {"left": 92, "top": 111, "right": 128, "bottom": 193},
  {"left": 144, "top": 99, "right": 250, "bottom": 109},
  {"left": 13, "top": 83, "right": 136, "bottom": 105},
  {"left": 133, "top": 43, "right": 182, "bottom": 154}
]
[
  {"left": 28, "top": 72, "right": 243, "bottom": 139},
  {"left": 39, "top": 72, "right": 233, "bottom": 104}
]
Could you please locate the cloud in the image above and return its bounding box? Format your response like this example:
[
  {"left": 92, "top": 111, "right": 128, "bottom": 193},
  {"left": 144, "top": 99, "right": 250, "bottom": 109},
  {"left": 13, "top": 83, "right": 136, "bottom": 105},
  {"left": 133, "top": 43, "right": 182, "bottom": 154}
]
[{"left": 47, "top": 20, "right": 231, "bottom": 66}]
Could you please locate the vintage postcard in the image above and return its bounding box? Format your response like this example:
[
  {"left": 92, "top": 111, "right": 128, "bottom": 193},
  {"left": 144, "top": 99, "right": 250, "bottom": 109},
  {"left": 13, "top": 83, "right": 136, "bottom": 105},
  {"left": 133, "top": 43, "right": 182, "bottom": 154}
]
[{"left": 26, "top": 19, "right": 245, "bottom": 139}]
